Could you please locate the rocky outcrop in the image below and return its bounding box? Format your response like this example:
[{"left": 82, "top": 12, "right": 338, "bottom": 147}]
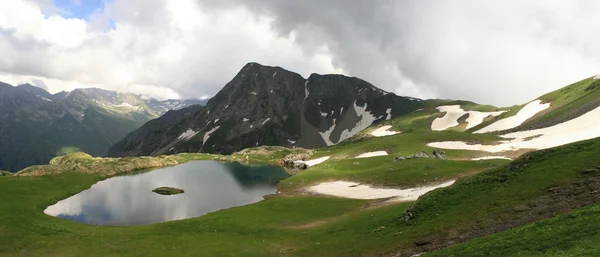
[
  {"left": 395, "top": 150, "right": 447, "bottom": 161},
  {"left": 432, "top": 149, "right": 447, "bottom": 159},
  {"left": 16, "top": 152, "right": 185, "bottom": 177},
  {"left": 282, "top": 150, "right": 314, "bottom": 169}
]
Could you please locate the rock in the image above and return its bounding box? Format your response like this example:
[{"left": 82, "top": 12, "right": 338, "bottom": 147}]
[
  {"left": 395, "top": 150, "right": 446, "bottom": 161},
  {"left": 293, "top": 162, "right": 308, "bottom": 170},
  {"left": 0, "top": 171, "right": 6, "bottom": 176},
  {"left": 152, "top": 187, "right": 185, "bottom": 195},
  {"left": 581, "top": 168, "right": 599, "bottom": 175},
  {"left": 414, "top": 151, "right": 431, "bottom": 158},
  {"left": 283, "top": 150, "right": 314, "bottom": 168},
  {"left": 432, "top": 149, "right": 447, "bottom": 159},
  {"left": 403, "top": 206, "right": 414, "bottom": 221}
]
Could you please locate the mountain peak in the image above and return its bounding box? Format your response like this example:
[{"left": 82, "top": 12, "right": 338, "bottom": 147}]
[{"left": 110, "top": 64, "right": 424, "bottom": 157}]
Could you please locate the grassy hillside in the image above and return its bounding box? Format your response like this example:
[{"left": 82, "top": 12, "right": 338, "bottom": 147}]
[
  {"left": 427, "top": 202, "right": 600, "bottom": 256},
  {"left": 1, "top": 135, "right": 600, "bottom": 256},
  {"left": 468, "top": 76, "right": 600, "bottom": 133}
]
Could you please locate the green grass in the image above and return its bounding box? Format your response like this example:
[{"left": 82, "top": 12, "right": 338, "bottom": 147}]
[
  {"left": 313, "top": 130, "right": 502, "bottom": 161},
  {"left": 521, "top": 76, "right": 600, "bottom": 129},
  {"left": 279, "top": 157, "right": 507, "bottom": 192},
  {"left": 1, "top": 138, "right": 599, "bottom": 256},
  {"left": 468, "top": 76, "right": 600, "bottom": 133},
  {"left": 427, "top": 202, "right": 600, "bottom": 256}
]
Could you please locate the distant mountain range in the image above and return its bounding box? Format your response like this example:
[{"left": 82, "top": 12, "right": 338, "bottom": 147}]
[
  {"left": 0, "top": 83, "right": 205, "bottom": 171},
  {"left": 108, "top": 62, "right": 425, "bottom": 157}
]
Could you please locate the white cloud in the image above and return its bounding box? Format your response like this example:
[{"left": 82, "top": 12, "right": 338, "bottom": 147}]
[
  {"left": 2, "top": 0, "right": 600, "bottom": 105},
  {"left": 0, "top": 0, "right": 342, "bottom": 100}
]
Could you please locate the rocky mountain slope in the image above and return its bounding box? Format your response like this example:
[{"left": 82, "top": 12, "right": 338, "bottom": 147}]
[
  {"left": 0, "top": 83, "right": 204, "bottom": 172},
  {"left": 108, "top": 62, "right": 424, "bottom": 157}
]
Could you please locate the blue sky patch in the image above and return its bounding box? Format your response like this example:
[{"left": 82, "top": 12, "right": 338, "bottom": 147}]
[{"left": 54, "top": 0, "right": 106, "bottom": 20}]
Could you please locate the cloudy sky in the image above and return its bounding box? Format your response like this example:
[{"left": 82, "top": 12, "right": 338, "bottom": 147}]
[{"left": 1, "top": 0, "right": 600, "bottom": 105}]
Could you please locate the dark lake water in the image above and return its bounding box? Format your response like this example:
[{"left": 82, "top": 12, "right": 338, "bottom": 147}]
[{"left": 44, "top": 161, "right": 290, "bottom": 226}]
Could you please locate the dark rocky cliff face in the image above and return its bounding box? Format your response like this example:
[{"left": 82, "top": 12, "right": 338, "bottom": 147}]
[{"left": 109, "top": 62, "right": 425, "bottom": 157}]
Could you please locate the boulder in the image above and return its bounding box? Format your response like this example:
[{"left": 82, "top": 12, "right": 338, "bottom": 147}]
[
  {"left": 394, "top": 149, "right": 446, "bottom": 161},
  {"left": 414, "top": 151, "right": 431, "bottom": 158},
  {"left": 293, "top": 161, "right": 308, "bottom": 170},
  {"left": 432, "top": 149, "right": 447, "bottom": 159},
  {"left": 403, "top": 206, "right": 414, "bottom": 221},
  {"left": 283, "top": 150, "right": 314, "bottom": 168},
  {"left": 394, "top": 156, "right": 406, "bottom": 161}
]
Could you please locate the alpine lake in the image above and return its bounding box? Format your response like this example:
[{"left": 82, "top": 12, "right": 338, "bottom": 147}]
[{"left": 44, "top": 161, "right": 290, "bottom": 226}]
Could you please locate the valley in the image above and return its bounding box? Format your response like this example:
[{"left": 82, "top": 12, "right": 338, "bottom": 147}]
[
  {"left": 0, "top": 83, "right": 205, "bottom": 172},
  {"left": 2, "top": 66, "right": 600, "bottom": 256},
  {"left": 4, "top": 1, "right": 600, "bottom": 256}
]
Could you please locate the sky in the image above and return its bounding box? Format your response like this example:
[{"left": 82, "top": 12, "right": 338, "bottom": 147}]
[{"left": 1, "top": 0, "right": 600, "bottom": 105}]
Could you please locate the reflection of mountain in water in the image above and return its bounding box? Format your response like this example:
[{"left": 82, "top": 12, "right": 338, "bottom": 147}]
[
  {"left": 222, "top": 162, "right": 291, "bottom": 188},
  {"left": 44, "top": 160, "right": 289, "bottom": 226}
]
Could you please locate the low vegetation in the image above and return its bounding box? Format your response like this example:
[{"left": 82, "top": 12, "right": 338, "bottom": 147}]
[
  {"left": 3, "top": 87, "right": 600, "bottom": 255},
  {"left": 0, "top": 134, "right": 599, "bottom": 256},
  {"left": 152, "top": 187, "right": 185, "bottom": 195}
]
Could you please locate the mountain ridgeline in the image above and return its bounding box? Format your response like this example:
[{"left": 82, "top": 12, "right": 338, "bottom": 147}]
[
  {"left": 0, "top": 83, "right": 205, "bottom": 172},
  {"left": 108, "top": 63, "right": 424, "bottom": 157}
]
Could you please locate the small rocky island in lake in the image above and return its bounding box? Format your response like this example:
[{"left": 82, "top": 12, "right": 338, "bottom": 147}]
[{"left": 152, "top": 187, "right": 185, "bottom": 195}]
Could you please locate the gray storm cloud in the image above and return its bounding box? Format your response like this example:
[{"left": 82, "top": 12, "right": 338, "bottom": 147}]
[
  {"left": 1, "top": 0, "right": 600, "bottom": 105},
  {"left": 198, "top": 0, "right": 600, "bottom": 105}
]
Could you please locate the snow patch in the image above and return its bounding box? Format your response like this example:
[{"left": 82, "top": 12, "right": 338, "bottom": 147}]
[
  {"left": 320, "top": 112, "right": 328, "bottom": 117},
  {"left": 178, "top": 128, "right": 199, "bottom": 141},
  {"left": 431, "top": 105, "right": 505, "bottom": 131},
  {"left": 251, "top": 91, "right": 257, "bottom": 95},
  {"left": 272, "top": 71, "right": 277, "bottom": 78},
  {"left": 117, "top": 102, "right": 134, "bottom": 108},
  {"left": 225, "top": 105, "right": 229, "bottom": 109},
  {"left": 429, "top": 105, "right": 600, "bottom": 152},
  {"left": 243, "top": 118, "right": 249, "bottom": 122},
  {"left": 214, "top": 119, "right": 219, "bottom": 123},
  {"left": 472, "top": 156, "right": 512, "bottom": 161},
  {"left": 40, "top": 97, "right": 52, "bottom": 101},
  {"left": 303, "top": 80, "right": 310, "bottom": 101},
  {"left": 475, "top": 100, "right": 550, "bottom": 133},
  {"left": 338, "top": 102, "right": 378, "bottom": 142},
  {"left": 295, "top": 156, "right": 330, "bottom": 167},
  {"left": 308, "top": 180, "right": 455, "bottom": 201},
  {"left": 261, "top": 118, "right": 271, "bottom": 125},
  {"left": 370, "top": 125, "right": 400, "bottom": 137},
  {"left": 203, "top": 126, "right": 220, "bottom": 145},
  {"left": 355, "top": 151, "right": 388, "bottom": 158},
  {"left": 385, "top": 108, "right": 392, "bottom": 120},
  {"left": 287, "top": 139, "right": 296, "bottom": 144},
  {"left": 594, "top": 74, "right": 600, "bottom": 80}
]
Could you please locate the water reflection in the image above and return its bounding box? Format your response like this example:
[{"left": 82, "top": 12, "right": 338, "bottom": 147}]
[{"left": 45, "top": 161, "right": 289, "bottom": 226}]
